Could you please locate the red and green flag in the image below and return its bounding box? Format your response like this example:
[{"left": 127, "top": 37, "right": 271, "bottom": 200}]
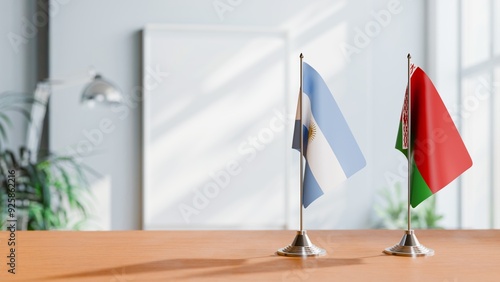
[{"left": 396, "top": 64, "right": 473, "bottom": 208}]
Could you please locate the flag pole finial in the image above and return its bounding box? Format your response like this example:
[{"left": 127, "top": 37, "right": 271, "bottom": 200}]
[{"left": 407, "top": 53, "right": 411, "bottom": 60}]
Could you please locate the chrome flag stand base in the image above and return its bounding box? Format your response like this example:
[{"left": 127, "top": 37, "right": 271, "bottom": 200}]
[
  {"left": 277, "top": 230, "right": 326, "bottom": 257},
  {"left": 383, "top": 230, "right": 434, "bottom": 257}
]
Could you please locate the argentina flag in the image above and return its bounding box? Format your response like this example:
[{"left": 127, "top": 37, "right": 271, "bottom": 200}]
[{"left": 292, "top": 62, "right": 366, "bottom": 208}]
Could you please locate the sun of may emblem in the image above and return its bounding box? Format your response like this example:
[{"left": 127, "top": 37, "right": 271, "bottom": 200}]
[{"left": 308, "top": 121, "right": 317, "bottom": 141}]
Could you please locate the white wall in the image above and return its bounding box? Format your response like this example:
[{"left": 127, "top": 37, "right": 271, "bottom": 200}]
[
  {"left": 0, "top": 0, "right": 37, "bottom": 150},
  {"left": 49, "top": 0, "right": 426, "bottom": 230}
]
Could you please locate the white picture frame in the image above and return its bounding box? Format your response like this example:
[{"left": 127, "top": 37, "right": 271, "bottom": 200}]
[{"left": 142, "top": 24, "right": 291, "bottom": 230}]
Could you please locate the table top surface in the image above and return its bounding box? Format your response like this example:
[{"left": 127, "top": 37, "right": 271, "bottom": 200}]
[{"left": 1, "top": 229, "right": 499, "bottom": 281}]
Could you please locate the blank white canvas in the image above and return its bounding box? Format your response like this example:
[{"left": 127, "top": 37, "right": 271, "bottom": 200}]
[{"left": 142, "top": 25, "right": 289, "bottom": 229}]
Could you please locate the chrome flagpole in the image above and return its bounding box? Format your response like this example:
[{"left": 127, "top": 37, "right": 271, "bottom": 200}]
[
  {"left": 300, "top": 52, "right": 304, "bottom": 233},
  {"left": 277, "top": 53, "right": 325, "bottom": 257},
  {"left": 383, "top": 53, "right": 434, "bottom": 257}
]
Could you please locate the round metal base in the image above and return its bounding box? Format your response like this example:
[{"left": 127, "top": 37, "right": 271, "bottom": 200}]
[
  {"left": 277, "top": 230, "right": 326, "bottom": 257},
  {"left": 383, "top": 230, "right": 434, "bottom": 257}
]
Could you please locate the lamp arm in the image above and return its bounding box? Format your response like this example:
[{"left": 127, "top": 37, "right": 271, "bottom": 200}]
[
  {"left": 25, "top": 82, "right": 51, "bottom": 162},
  {"left": 25, "top": 68, "right": 121, "bottom": 160},
  {"left": 42, "top": 68, "right": 97, "bottom": 90},
  {"left": 25, "top": 67, "right": 97, "bottom": 160}
]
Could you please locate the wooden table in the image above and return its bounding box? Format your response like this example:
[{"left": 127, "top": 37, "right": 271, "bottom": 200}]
[{"left": 1, "top": 230, "right": 499, "bottom": 281}]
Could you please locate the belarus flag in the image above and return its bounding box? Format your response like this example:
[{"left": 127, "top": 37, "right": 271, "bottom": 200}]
[
  {"left": 293, "top": 62, "right": 366, "bottom": 208},
  {"left": 396, "top": 64, "right": 473, "bottom": 207}
]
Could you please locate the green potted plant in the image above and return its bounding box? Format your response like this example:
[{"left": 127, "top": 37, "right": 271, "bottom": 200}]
[
  {"left": 374, "top": 181, "right": 444, "bottom": 229},
  {"left": 0, "top": 92, "right": 94, "bottom": 230}
]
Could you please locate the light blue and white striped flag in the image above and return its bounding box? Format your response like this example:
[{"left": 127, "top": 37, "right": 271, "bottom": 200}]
[{"left": 292, "top": 62, "right": 366, "bottom": 208}]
